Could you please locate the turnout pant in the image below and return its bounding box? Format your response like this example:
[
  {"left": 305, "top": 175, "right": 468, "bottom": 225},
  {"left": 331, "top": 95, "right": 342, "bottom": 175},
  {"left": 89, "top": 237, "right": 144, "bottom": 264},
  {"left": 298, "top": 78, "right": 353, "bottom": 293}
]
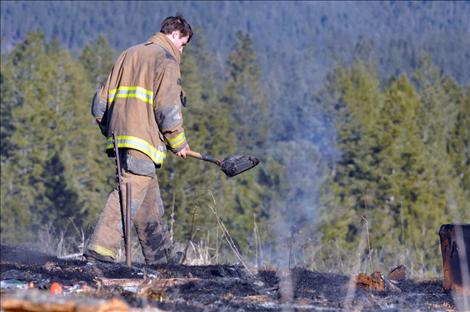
[{"left": 87, "top": 158, "right": 171, "bottom": 264}]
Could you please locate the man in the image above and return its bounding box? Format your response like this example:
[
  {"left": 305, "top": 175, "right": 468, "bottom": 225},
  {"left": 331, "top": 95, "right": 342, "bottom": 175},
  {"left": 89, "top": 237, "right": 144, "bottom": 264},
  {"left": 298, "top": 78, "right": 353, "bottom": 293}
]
[{"left": 84, "top": 15, "right": 192, "bottom": 265}]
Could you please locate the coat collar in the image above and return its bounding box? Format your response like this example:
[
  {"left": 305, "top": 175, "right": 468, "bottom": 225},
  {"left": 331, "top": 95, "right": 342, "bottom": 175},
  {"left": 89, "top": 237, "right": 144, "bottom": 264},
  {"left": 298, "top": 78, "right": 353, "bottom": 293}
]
[{"left": 146, "top": 32, "right": 181, "bottom": 64}]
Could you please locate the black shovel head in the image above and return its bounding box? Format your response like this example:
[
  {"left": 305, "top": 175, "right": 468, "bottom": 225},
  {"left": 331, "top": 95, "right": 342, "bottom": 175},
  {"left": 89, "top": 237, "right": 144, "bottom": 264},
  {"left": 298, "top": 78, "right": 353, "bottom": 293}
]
[{"left": 220, "top": 155, "right": 260, "bottom": 177}]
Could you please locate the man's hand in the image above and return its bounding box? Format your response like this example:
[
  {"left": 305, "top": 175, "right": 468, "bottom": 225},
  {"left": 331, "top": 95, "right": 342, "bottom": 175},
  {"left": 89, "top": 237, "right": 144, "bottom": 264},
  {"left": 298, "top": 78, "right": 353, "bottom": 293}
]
[{"left": 175, "top": 145, "right": 191, "bottom": 159}]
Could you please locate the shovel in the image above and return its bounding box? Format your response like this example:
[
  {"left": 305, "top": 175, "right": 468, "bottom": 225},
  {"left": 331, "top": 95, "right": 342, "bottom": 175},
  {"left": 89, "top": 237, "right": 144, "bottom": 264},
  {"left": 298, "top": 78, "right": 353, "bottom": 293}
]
[{"left": 186, "top": 150, "right": 260, "bottom": 177}]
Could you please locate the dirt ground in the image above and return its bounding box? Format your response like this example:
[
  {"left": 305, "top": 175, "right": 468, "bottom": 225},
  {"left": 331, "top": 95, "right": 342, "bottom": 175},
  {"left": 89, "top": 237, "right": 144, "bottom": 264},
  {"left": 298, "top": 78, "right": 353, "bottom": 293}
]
[{"left": 0, "top": 244, "right": 467, "bottom": 311}]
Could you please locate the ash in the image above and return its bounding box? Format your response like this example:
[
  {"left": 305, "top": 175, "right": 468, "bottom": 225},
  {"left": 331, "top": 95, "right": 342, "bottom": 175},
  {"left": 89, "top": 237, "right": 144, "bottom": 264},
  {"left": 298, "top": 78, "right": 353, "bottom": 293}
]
[{"left": 0, "top": 245, "right": 460, "bottom": 311}]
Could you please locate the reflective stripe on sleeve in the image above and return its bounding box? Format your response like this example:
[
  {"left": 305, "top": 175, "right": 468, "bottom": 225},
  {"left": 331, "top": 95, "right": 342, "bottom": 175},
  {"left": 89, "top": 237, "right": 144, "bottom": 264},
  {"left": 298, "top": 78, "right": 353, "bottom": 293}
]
[
  {"left": 108, "top": 86, "right": 153, "bottom": 105},
  {"left": 166, "top": 132, "right": 186, "bottom": 150},
  {"left": 106, "top": 135, "right": 166, "bottom": 165}
]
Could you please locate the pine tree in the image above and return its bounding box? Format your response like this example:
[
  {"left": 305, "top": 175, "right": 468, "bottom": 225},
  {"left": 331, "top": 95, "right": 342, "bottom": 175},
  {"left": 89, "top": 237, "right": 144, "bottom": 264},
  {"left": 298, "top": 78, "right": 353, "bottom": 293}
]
[
  {"left": 377, "top": 75, "right": 434, "bottom": 269},
  {"left": 318, "top": 61, "right": 385, "bottom": 255},
  {"left": 218, "top": 31, "right": 278, "bottom": 260},
  {"left": 317, "top": 60, "right": 446, "bottom": 272},
  {"left": 442, "top": 88, "right": 467, "bottom": 208},
  {"left": 459, "top": 86, "right": 470, "bottom": 199},
  {"left": 448, "top": 83, "right": 470, "bottom": 216},
  {"left": 0, "top": 32, "right": 113, "bottom": 247},
  {"left": 78, "top": 35, "right": 116, "bottom": 87},
  {"left": 409, "top": 58, "right": 469, "bottom": 267},
  {"left": 0, "top": 60, "right": 16, "bottom": 159},
  {"left": 220, "top": 31, "right": 269, "bottom": 151},
  {"left": 1, "top": 32, "right": 58, "bottom": 243}
]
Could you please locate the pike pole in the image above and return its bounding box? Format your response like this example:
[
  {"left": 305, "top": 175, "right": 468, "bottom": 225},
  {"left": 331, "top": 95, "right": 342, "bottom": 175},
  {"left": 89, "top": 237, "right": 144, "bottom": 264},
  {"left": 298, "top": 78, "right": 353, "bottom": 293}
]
[{"left": 112, "top": 132, "right": 132, "bottom": 267}]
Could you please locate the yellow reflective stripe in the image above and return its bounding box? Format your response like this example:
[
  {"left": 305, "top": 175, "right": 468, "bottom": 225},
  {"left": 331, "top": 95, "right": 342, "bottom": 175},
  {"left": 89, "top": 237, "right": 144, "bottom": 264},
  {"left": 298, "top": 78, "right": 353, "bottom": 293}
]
[
  {"left": 107, "top": 135, "right": 166, "bottom": 164},
  {"left": 88, "top": 244, "right": 116, "bottom": 259},
  {"left": 109, "top": 86, "right": 153, "bottom": 97},
  {"left": 167, "top": 132, "right": 186, "bottom": 149},
  {"left": 109, "top": 86, "right": 153, "bottom": 95},
  {"left": 108, "top": 86, "right": 153, "bottom": 105}
]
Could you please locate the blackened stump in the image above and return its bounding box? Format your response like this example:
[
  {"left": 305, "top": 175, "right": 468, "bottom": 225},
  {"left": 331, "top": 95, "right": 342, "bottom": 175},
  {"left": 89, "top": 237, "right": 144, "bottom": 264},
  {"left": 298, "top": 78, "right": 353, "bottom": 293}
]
[{"left": 439, "top": 224, "right": 470, "bottom": 294}]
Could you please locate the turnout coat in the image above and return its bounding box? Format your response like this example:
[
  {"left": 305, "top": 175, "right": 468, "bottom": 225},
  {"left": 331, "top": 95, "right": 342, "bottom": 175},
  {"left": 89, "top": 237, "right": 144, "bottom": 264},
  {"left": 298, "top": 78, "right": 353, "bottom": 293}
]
[{"left": 92, "top": 32, "right": 188, "bottom": 167}]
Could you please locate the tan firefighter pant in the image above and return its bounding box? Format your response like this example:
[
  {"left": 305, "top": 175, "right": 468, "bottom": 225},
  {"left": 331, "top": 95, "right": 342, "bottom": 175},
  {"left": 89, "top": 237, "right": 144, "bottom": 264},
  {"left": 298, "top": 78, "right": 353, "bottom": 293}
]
[{"left": 87, "top": 166, "right": 171, "bottom": 264}]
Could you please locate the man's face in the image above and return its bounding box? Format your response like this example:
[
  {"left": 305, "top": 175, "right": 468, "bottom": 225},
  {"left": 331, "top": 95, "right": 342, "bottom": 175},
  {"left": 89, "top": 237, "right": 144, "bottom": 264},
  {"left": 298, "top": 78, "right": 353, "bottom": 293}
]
[{"left": 169, "top": 31, "right": 189, "bottom": 53}]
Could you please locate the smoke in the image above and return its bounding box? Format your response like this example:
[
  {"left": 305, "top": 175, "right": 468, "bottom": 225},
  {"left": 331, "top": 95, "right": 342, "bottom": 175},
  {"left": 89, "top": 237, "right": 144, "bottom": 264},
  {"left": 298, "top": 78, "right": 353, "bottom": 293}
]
[
  {"left": 263, "top": 136, "right": 334, "bottom": 268},
  {"left": 261, "top": 69, "right": 340, "bottom": 267}
]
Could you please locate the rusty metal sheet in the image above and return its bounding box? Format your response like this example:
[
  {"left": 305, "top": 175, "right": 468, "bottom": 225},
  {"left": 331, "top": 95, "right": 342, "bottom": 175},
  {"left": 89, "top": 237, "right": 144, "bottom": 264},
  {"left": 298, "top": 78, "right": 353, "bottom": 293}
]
[{"left": 439, "top": 224, "right": 470, "bottom": 294}]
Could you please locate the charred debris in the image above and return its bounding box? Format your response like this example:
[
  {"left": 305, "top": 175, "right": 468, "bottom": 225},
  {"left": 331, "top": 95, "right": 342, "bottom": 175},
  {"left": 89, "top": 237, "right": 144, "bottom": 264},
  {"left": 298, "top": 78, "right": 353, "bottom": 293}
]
[{"left": 1, "top": 240, "right": 465, "bottom": 311}]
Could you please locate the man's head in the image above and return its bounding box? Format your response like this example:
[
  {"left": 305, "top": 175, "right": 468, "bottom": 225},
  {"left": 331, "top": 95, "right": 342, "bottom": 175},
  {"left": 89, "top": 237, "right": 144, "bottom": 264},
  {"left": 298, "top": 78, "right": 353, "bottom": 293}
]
[{"left": 160, "top": 15, "right": 192, "bottom": 53}]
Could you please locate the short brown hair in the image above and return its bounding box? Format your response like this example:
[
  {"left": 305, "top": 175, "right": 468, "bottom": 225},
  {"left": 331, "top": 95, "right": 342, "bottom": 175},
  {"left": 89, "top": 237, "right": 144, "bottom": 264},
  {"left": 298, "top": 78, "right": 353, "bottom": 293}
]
[{"left": 160, "top": 15, "right": 193, "bottom": 43}]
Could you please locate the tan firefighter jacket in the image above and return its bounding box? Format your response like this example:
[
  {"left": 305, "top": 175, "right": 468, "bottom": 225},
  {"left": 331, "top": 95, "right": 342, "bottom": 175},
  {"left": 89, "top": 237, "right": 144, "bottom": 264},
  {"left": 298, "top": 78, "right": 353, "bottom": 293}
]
[{"left": 91, "top": 32, "right": 188, "bottom": 167}]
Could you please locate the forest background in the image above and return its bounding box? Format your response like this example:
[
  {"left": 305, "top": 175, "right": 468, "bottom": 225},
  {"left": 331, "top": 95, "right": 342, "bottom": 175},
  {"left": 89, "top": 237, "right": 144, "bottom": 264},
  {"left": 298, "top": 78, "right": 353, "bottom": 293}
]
[{"left": 1, "top": 1, "right": 469, "bottom": 277}]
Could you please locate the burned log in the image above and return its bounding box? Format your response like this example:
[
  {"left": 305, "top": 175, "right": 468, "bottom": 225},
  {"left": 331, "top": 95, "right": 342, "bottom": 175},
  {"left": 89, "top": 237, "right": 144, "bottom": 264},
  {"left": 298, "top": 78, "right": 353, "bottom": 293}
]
[
  {"left": 388, "top": 265, "right": 406, "bottom": 281},
  {"left": 1, "top": 290, "right": 129, "bottom": 312},
  {"left": 439, "top": 224, "right": 470, "bottom": 294}
]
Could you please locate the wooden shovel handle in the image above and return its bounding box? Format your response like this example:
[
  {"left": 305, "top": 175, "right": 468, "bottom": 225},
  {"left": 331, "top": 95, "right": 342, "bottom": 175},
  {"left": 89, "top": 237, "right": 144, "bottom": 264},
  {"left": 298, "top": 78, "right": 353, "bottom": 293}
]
[{"left": 186, "top": 150, "right": 221, "bottom": 166}]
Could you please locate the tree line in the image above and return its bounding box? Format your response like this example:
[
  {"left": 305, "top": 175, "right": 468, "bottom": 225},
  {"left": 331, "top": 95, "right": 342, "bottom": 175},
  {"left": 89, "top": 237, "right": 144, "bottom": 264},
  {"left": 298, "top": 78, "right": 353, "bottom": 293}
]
[
  {"left": 1, "top": 29, "right": 469, "bottom": 275},
  {"left": 314, "top": 57, "right": 470, "bottom": 275}
]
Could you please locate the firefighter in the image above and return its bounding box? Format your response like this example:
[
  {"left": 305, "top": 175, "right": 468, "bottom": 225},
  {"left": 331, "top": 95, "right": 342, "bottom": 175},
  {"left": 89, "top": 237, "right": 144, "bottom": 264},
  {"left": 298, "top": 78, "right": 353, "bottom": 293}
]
[{"left": 84, "top": 15, "right": 192, "bottom": 265}]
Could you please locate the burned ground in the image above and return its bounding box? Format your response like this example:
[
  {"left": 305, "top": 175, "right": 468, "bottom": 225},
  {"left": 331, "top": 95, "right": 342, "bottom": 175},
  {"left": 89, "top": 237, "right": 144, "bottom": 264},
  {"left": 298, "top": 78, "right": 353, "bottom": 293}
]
[{"left": 0, "top": 244, "right": 463, "bottom": 311}]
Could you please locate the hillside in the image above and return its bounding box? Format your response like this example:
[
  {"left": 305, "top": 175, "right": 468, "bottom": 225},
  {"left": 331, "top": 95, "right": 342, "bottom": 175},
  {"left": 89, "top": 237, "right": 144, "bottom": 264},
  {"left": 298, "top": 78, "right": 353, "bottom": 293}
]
[{"left": 2, "top": 1, "right": 470, "bottom": 85}]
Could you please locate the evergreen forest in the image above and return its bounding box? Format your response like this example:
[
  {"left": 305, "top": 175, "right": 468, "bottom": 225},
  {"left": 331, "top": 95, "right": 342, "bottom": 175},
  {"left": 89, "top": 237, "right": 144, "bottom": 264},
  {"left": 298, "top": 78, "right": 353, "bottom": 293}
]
[{"left": 1, "top": 1, "right": 469, "bottom": 276}]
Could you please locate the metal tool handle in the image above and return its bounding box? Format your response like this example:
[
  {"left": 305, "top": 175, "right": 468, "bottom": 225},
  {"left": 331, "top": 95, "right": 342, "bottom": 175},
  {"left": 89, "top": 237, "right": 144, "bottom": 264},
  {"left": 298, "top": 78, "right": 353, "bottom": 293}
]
[
  {"left": 186, "top": 150, "right": 221, "bottom": 166},
  {"left": 112, "top": 132, "right": 132, "bottom": 267},
  {"left": 112, "top": 132, "right": 123, "bottom": 192},
  {"left": 125, "top": 183, "right": 132, "bottom": 267}
]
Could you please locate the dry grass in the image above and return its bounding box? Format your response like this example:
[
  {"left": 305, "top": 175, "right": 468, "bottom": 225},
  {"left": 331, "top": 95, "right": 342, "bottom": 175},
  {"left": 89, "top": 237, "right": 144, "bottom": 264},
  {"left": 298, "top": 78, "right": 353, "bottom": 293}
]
[
  {"left": 19, "top": 211, "right": 457, "bottom": 284},
  {"left": 25, "top": 220, "right": 86, "bottom": 258}
]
